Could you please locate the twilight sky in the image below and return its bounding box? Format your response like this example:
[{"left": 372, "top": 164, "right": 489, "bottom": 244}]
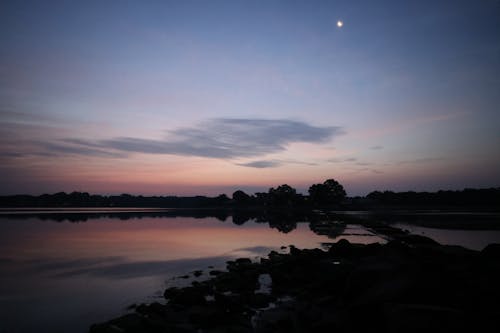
[{"left": 1, "top": 0, "right": 499, "bottom": 196}]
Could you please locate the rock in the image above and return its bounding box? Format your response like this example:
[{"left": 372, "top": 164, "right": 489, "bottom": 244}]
[
  {"left": 246, "top": 292, "right": 274, "bottom": 308},
  {"left": 214, "top": 269, "right": 259, "bottom": 293},
  {"left": 401, "top": 234, "right": 440, "bottom": 246},
  {"left": 163, "top": 287, "right": 180, "bottom": 300},
  {"left": 328, "top": 238, "right": 352, "bottom": 256},
  {"left": 89, "top": 314, "right": 143, "bottom": 333},
  {"left": 187, "top": 305, "right": 226, "bottom": 329},
  {"left": 482, "top": 243, "right": 500, "bottom": 258},
  {"left": 164, "top": 286, "right": 206, "bottom": 306},
  {"left": 384, "top": 303, "right": 466, "bottom": 333},
  {"left": 91, "top": 238, "right": 500, "bottom": 333},
  {"left": 126, "top": 303, "right": 137, "bottom": 310},
  {"left": 213, "top": 292, "right": 247, "bottom": 313},
  {"left": 235, "top": 258, "right": 252, "bottom": 265}
]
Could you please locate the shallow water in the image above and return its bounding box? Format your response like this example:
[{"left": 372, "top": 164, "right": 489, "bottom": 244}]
[
  {"left": 0, "top": 212, "right": 382, "bottom": 333},
  {"left": 0, "top": 210, "right": 497, "bottom": 333},
  {"left": 394, "top": 223, "right": 500, "bottom": 250}
]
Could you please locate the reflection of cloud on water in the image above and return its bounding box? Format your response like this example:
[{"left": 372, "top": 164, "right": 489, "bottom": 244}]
[
  {"left": 0, "top": 255, "right": 232, "bottom": 280},
  {"left": 29, "top": 256, "right": 126, "bottom": 272},
  {"left": 228, "top": 246, "right": 277, "bottom": 258},
  {"left": 54, "top": 256, "right": 231, "bottom": 279},
  {"left": 48, "top": 248, "right": 279, "bottom": 279}
]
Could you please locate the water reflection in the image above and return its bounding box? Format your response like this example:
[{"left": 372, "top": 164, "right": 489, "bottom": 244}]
[
  {"left": 0, "top": 209, "right": 339, "bottom": 237},
  {"left": 0, "top": 209, "right": 497, "bottom": 333},
  {"left": 0, "top": 211, "right": 382, "bottom": 333},
  {"left": 395, "top": 223, "right": 500, "bottom": 251}
]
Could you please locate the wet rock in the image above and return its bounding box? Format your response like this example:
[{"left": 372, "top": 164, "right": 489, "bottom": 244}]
[
  {"left": 126, "top": 303, "right": 137, "bottom": 310},
  {"left": 213, "top": 292, "right": 247, "bottom": 313},
  {"left": 384, "top": 303, "right": 466, "bottom": 333},
  {"left": 401, "top": 234, "right": 440, "bottom": 246},
  {"left": 163, "top": 287, "right": 180, "bottom": 300},
  {"left": 91, "top": 238, "right": 500, "bottom": 333},
  {"left": 89, "top": 314, "right": 143, "bottom": 333},
  {"left": 164, "top": 286, "right": 206, "bottom": 306},
  {"left": 187, "top": 305, "right": 226, "bottom": 329},
  {"left": 482, "top": 243, "right": 500, "bottom": 258},
  {"left": 328, "top": 238, "right": 352, "bottom": 256},
  {"left": 246, "top": 292, "right": 275, "bottom": 308},
  {"left": 235, "top": 257, "right": 252, "bottom": 265}
]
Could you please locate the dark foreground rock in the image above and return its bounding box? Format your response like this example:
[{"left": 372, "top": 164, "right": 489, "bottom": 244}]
[{"left": 90, "top": 238, "right": 500, "bottom": 333}]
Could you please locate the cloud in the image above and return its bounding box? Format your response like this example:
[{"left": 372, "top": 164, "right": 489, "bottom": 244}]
[
  {"left": 41, "top": 142, "right": 126, "bottom": 158},
  {"left": 56, "top": 118, "right": 342, "bottom": 160},
  {"left": 370, "top": 145, "right": 383, "bottom": 150},
  {"left": 396, "top": 157, "right": 444, "bottom": 165},
  {"left": 0, "top": 110, "right": 57, "bottom": 124},
  {"left": 237, "top": 160, "right": 282, "bottom": 168},
  {"left": 350, "top": 167, "right": 384, "bottom": 175},
  {"left": 236, "top": 158, "right": 318, "bottom": 168},
  {"left": 327, "top": 157, "right": 359, "bottom": 163}
]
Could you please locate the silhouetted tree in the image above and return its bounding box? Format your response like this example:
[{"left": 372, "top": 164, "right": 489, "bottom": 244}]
[
  {"left": 232, "top": 190, "right": 250, "bottom": 204},
  {"left": 254, "top": 192, "right": 269, "bottom": 206},
  {"left": 308, "top": 179, "right": 346, "bottom": 206},
  {"left": 214, "top": 194, "right": 230, "bottom": 205},
  {"left": 268, "top": 184, "right": 298, "bottom": 206}
]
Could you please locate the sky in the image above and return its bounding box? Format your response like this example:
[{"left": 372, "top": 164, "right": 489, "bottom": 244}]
[{"left": 1, "top": 0, "right": 499, "bottom": 196}]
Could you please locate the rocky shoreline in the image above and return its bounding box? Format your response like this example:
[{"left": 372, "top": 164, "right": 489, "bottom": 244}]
[{"left": 90, "top": 235, "right": 500, "bottom": 333}]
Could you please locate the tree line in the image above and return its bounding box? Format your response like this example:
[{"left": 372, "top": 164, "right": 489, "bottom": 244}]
[
  {"left": 0, "top": 179, "right": 498, "bottom": 209},
  {"left": 0, "top": 179, "right": 346, "bottom": 208}
]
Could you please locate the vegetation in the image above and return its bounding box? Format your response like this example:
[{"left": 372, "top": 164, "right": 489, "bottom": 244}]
[
  {"left": 308, "top": 179, "right": 346, "bottom": 206},
  {"left": 0, "top": 180, "right": 498, "bottom": 209},
  {"left": 365, "top": 188, "right": 500, "bottom": 207}
]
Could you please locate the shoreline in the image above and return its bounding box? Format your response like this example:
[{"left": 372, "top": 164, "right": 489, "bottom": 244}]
[{"left": 89, "top": 232, "right": 500, "bottom": 333}]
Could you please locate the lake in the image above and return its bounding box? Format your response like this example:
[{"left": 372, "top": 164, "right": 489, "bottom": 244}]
[{"left": 0, "top": 209, "right": 498, "bottom": 333}]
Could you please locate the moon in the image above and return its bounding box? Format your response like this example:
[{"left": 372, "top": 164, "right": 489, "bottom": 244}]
[{"left": 337, "top": 20, "right": 343, "bottom": 28}]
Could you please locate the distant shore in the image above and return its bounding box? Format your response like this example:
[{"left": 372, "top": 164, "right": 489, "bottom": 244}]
[{"left": 2, "top": 187, "right": 499, "bottom": 211}]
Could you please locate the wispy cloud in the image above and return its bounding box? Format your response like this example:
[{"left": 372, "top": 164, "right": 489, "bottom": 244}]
[
  {"left": 370, "top": 145, "right": 383, "bottom": 150},
  {"left": 327, "top": 157, "right": 357, "bottom": 163},
  {"left": 0, "top": 110, "right": 57, "bottom": 124},
  {"left": 355, "top": 111, "right": 471, "bottom": 139},
  {"left": 50, "top": 118, "right": 342, "bottom": 160},
  {"left": 236, "top": 158, "right": 318, "bottom": 168},
  {"left": 237, "top": 160, "right": 282, "bottom": 168},
  {"left": 41, "top": 142, "right": 126, "bottom": 158},
  {"left": 396, "top": 157, "right": 444, "bottom": 165}
]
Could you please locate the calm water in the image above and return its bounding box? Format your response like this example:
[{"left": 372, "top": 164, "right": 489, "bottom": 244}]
[{"left": 0, "top": 210, "right": 498, "bottom": 333}]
